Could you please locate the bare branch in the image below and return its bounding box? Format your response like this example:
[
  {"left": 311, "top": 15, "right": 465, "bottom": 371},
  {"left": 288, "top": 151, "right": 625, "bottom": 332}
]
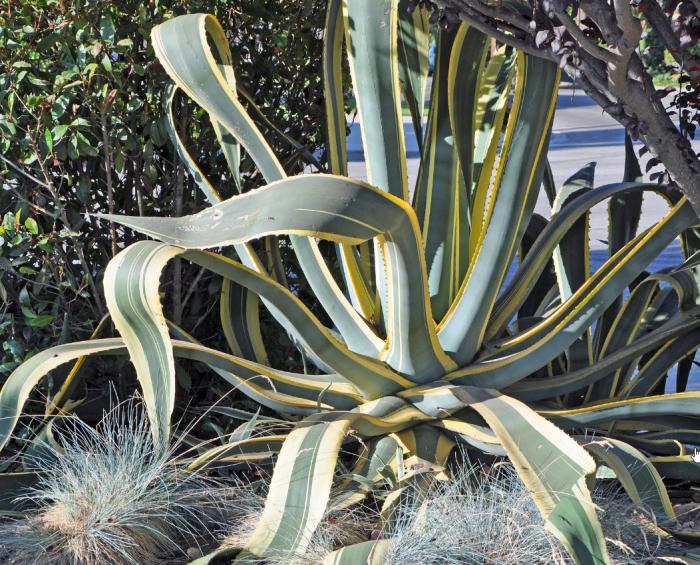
[
  {"left": 639, "top": 0, "right": 700, "bottom": 71},
  {"left": 434, "top": 0, "right": 558, "bottom": 61},
  {"left": 579, "top": 0, "right": 624, "bottom": 47},
  {"left": 0, "top": 153, "right": 52, "bottom": 190},
  {"left": 555, "top": 9, "right": 618, "bottom": 63}
]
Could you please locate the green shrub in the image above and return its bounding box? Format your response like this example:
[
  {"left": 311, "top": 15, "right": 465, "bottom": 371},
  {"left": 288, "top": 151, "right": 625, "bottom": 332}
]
[{"left": 0, "top": 0, "right": 334, "bottom": 386}]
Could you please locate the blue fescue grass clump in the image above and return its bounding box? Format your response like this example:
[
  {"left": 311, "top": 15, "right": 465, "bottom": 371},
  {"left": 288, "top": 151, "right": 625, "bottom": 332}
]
[
  {"left": 267, "top": 457, "right": 688, "bottom": 564},
  {"left": 383, "top": 462, "right": 567, "bottom": 565},
  {"left": 0, "top": 400, "right": 255, "bottom": 565},
  {"left": 0, "top": 407, "right": 688, "bottom": 565},
  {"left": 383, "top": 461, "right": 685, "bottom": 565}
]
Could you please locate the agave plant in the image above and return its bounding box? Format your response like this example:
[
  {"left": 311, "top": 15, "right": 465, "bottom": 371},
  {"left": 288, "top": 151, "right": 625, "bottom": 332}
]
[{"left": 2, "top": 1, "right": 700, "bottom": 563}]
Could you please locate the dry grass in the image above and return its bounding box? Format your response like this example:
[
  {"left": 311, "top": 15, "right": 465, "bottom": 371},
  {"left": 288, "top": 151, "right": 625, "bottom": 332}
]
[
  {"left": 1, "top": 408, "right": 691, "bottom": 565},
  {"left": 239, "top": 458, "right": 691, "bottom": 565},
  {"left": 383, "top": 461, "right": 689, "bottom": 565},
  {"left": 0, "top": 400, "right": 258, "bottom": 565},
  {"left": 383, "top": 463, "right": 568, "bottom": 565},
  {"left": 221, "top": 482, "right": 373, "bottom": 565}
]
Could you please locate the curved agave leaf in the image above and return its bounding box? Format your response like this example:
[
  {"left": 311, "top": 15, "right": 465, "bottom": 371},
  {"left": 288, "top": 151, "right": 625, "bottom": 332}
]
[
  {"left": 45, "top": 314, "right": 110, "bottom": 417},
  {"left": 586, "top": 277, "right": 660, "bottom": 401},
  {"left": 104, "top": 243, "right": 181, "bottom": 452},
  {"left": 333, "top": 435, "right": 400, "bottom": 509},
  {"left": 541, "top": 392, "right": 700, "bottom": 428},
  {"left": 517, "top": 214, "right": 558, "bottom": 325},
  {"left": 169, "top": 326, "right": 363, "bottom": 411},
  {"left": 446, "top": 200, "right": 696, "bottom": 389},
  {"left": 397, "top": 0, "right": 430, "bottom": 151},
  {"left": 438, "top": 54, "right": 560, "bottom": 365},
  {"left": 152, "top": 14, "right": 282, "bottom": 181},
  {"left": 469, "top": 46, "right": 516, "bottom": 255},
  {"left": 181, "top": 250, "right": 412, "bottom": 397},
  {"left": 107, "top": 239, "right": 410, "bottom": 408},
  {"left": 0, "top": 339, "right": 125, "bottom": 453},
  {"left": 235, "top": 420, "right": 353, "bottom": 561},
  {"left": 323, "top": 540, "right": 391, "bottom": 564},
  {"left": 219, "top": 280, "right": 269, "bottom": 365},
  {"left": 324, "top": 0, "right": 348, "bottom": 178},
  {"left": 463, "top": 389, "right": 607, "bottom": 565},
  {"left": 552, "top": 164, "right": 596, "bottom": 374},
  {"left": 650, "top": 455, "right": 700, "bottom": 482},
  {"left": 343, "top": 0, "right": 407, "bottom": 200},
  {"left": 185, "top": 435, "right": 286, "bottom": 472},
  {"left": 449, "top": 25, "right": 488, "bottom": 200},
  {"left": 611, "top": 134, "right": 644, "bottom": 255},
  {"left": 622, "top": 331, "right": 700, "bottom": 397},
  {"left": 238, "top": 392, "right": 521, "bottom": 563},
  {"left": 552, "top": 163, "right": 595, "bottom": 302},
  {"left": 100, "top": 174, "right": 455, "bottom": 381},
  {"left": 153, "top": 13, "right": 378, "bottom": 363},
  {"left": 413, "top": 27, "right": 460, "bottom": 317},
  {"left": 324, "top": 0, "right": 376, "bottom": 324},
  {"left": 237, "top": 396, "right": 427, "bottom": 562},
  {"left": 588, "top": 266, "right": 697, "bottom": 403},
  {"left": 594, "top": 134, "right": 645, "bottom": 357},
  {"left": 505, "top": 307, "right": 700, "bottom": 401},
  {"left": 649, "top": 269, "right": 699, "bottom": 310},
  {"left": 399, "top": 383, "right": 608, "bottom": 563},
  {"left": 489, "top": 182, "right": 673, "bottom": 338},
  {"left": 583, "top": 437, "right": 675, "bottom": 521},
  {"left": 0, "top": 329, "right": 353, "bottom": 455},
  {"left": 429, "top": 418, "right": 505, "bottom": 456},
  {"left": 164, "top": 83, "right": 269, "bottom": 365},
  {"left": 542, "top": 159, "right": 557, "bottom": 206},
  {"left": 414, "top": 25, "right": 487, "bottom": 320},
  {"left": 615, "top": 429, "right": 699, "bottom": 455},
  {"left": 343, "top": 0, "right": 407, "bottom": 331}
]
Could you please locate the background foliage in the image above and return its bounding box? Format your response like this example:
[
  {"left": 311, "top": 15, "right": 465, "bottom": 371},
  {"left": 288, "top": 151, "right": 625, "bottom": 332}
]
[{"left": 0, "top": 0, "right": 334, "bottom": 402}]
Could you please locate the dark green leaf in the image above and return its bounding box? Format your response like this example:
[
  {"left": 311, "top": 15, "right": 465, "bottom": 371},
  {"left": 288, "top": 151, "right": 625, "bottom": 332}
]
[
  {"left": 99, "top": 15, "right": 115, "bottom": 44},
  {"left": 29, "top": 314, "right": 54, "bottom": 328}
]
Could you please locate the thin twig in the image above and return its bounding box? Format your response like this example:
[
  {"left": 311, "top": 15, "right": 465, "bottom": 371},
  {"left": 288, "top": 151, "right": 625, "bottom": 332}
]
[
  {"left": 0, "top": 153, "right": 52, "bottom": 189},
  {"left": 99, "top": 97, "right": 118, "bottom": 256}
]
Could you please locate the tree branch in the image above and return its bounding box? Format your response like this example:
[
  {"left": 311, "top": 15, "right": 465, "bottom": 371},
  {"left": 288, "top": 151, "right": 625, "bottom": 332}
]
[
  {"left": 426, "top": 0, "right": 700, "bottom": 214},
  {"left": 0, "top": 153, "right": 52, "bottom": 190},
  {"left": 639, "top": 0, "right": 700, "bottom": 72},
  {"left": 99, "top": 95, "right": 118, "bottom": 257},
  {"left": 554, "top": 9, "right": 618, "bottom": 63}
]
